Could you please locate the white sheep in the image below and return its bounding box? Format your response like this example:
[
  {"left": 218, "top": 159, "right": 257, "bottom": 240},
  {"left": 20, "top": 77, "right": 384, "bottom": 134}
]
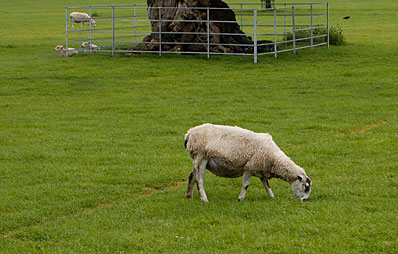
[
  {"left": 184, "top": 123, "right": 312, "bottom": 202},
  {"left": 69, "top": 12, "right": 96, "bottom": 28},
  {"left": 54, "top": 45, "right": 78, "bottom": 57},
  {"left": 81, "top": 41, "right": 100, "bottom": 52}
]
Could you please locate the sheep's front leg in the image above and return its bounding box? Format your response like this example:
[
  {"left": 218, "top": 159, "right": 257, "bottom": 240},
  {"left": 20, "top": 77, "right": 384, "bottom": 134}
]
[
  {"left": 186, "top": 169, "right": 195, "bottom": 198},
  {"left": 260, "top": 177, "right": 274, "bottom": 198},
  {"left": 238, "top": 171, "right": 251, "bottom": 201},
  {"left": 194, "top": 158, "right": 208, "bottom": 202}
]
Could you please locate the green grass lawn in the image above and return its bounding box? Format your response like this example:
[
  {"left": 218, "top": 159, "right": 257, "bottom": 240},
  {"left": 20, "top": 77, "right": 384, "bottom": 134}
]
[{"left": 1, "top": 0, "right": 397, "bottom": 253}]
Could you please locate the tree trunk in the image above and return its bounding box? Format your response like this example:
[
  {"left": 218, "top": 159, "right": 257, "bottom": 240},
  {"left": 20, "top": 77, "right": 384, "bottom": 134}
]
[
  {"left": 130, "top": 0, "right": 272, "bottom": 54},
  {"left": 266, "top": 0, "right": 272, "bottom": 9}
]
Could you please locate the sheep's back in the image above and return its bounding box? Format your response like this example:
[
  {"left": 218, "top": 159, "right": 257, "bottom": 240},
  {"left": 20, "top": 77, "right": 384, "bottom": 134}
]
[
  {"left": 70, "top": 12, "right": 90, "bottom": 19},
  {"left": 187, "top": 124, "right": 270, "bottom": 167}
]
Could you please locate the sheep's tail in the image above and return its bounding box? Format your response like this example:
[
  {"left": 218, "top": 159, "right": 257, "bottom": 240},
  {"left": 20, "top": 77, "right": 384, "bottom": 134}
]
[{"left": 184, "top": 131, "right": 190, "bottom": 149}]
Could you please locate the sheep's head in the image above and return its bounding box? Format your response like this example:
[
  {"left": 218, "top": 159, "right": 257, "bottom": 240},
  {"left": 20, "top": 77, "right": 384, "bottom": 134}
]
[
  {"left": 91, "top": 20, "right": 96, "bottom": 27},
  {"left": 82, "top": 42, "right": 90, "bottom": 48},
  {"left": 55, "top": 45, "right": 64, "bottom": 51},
  {"left": 291, "top": 175, "right": 311, "bottom": 201}
]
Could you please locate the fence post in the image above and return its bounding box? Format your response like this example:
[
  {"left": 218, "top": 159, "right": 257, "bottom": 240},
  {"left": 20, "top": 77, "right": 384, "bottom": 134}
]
[
  {"left": 65, "top": 7, "right": 69, "bottom": 57},
  {"left": 327, "top": 3, "right": 330, "bottom": 49},
  {"left": 240, "top": 3, "right": 243, "bottom": 27},
  {"left": 254, "top": 9, "right": 257, "bottom": 63},
  {"left": 311, "top": 4, "right": 313, "bottom": 51},
  {"left": 274, "top": 7, "right": 277, "bottom": 58},
  {"left": 134, "top": 4, "right": 137, "bottom": 46},
  {"left": 89, "top": 6, "right": 92, "bottom": 53},
  {"left": 284, "top": 3, "right": 287, "bottom": 44},
  {"left": 112, "top": 5, "right": 115, "bottom": 56},
  {"left": 159, "top": 7, "right": 162, "bottom": 56},
  {"left": 207, "top": 7, "right": 210, "bottom": 59},
  {"left": 292, "top": 6, "right": 296, "bottom": 55}
]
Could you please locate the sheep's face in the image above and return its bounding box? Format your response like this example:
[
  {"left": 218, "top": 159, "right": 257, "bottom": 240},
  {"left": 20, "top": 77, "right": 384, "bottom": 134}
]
[
  {"left": 55, "top": 45, "right": 64, "bottom": 51},
  {"left": 91, "top": 20, "right": 96, "bottom": 27},
  {"left": 82, "top": 42, "right": 90, "bottom": 48},
  {"left": 291, "top": 175, "right": 311, "bottom": 201}
]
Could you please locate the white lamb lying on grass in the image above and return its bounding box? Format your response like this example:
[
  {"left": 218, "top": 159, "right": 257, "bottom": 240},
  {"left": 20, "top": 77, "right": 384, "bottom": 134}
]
[
  {"left": 54, "top": 45, "right": 78, "bottom": 57},
  {"left": 69, "top": 12, "right": 96, "bottom": 27},
  {"left": 81, "top": 42, "right": 100, "bottom": 52},
  {"left": 184, "top": 123, "right": 312, "bottom": 202}
]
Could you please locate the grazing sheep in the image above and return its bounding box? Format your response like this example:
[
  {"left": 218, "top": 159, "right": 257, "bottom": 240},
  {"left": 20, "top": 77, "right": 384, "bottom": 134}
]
[
  {"left": 81, "top": 41, "right": 100, "bottom": 52},
  {"left": 184, "top": 123, "right": 312, "bottom": 202},
  {"left": 69, "top": 12, "right": 96, "bottom": 28},
  {"left": 54, "top": 45, "right": 78, "bottom": 57}
]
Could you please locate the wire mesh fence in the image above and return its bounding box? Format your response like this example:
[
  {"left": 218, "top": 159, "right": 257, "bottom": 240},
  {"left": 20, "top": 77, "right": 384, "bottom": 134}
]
[{"left": 66, "top": 2, "right": 329, "bottom": 63}]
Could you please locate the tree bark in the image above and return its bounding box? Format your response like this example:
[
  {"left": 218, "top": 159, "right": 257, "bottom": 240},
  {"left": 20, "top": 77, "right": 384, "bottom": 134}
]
[
  {"left": 130, "top": 0, "right": 272, "bottom": 54},
  {"left": 266, "top": 0, "right": 272, "bottom": 9}
]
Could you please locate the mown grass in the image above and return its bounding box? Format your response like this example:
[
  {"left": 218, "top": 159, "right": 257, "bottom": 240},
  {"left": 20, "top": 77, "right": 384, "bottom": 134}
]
[{"left": 1, "top": 0, "right": 398, "bottom": 253}]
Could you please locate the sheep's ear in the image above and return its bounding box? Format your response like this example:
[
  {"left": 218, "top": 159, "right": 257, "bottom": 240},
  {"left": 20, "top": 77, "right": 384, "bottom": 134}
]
[{"left": 297, "top": 175, "right": 303, "bottom": 181}]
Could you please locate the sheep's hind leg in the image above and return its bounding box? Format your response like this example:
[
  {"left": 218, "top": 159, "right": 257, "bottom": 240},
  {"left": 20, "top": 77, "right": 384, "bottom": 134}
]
[
  {"left": 260, "top": 177, "right": 274, "bottom": 198},
  {"left": 194, "top": 158, "right": 208, "bottom": 202},
  {"left": 238, "top": 171, "right": 251, "bottom": 201},
  {"left": 186, "top": 169, "right": 195, "bottom": 198}
]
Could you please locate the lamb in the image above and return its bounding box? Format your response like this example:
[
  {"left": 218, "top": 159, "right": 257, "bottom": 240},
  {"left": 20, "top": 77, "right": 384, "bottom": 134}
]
[
  {"left": 184, "top": 123, "right": 312, "bottom": 202},
  {"left": 54, "top": 45, "right": 78, "bottom": 57},
  {"left": 69, "top": 12, "right": 96, "bottom": 28},
  {"left": 81, "top": 42, "right": 100, "bottom": 52}
]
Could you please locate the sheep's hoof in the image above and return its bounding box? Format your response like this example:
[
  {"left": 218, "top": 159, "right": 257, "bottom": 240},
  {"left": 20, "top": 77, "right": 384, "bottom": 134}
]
[{"left": 186, "top": 195, "right": 193, "bottom": 199}]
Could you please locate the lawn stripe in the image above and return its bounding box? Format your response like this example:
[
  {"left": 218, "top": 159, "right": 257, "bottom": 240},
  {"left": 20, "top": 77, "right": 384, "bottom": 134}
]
[
  {"left": 1, "top": 181, "right": 184, "bottom": 241},
  {"left": 287, "top": 120, "right": 390, "bottom": 151},
  {"left": 336, "top": 120, "right": 388, "bottom": 136}
]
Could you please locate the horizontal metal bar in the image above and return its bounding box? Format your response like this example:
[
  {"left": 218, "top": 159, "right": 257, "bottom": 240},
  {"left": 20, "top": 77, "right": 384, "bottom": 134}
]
[
  {"left": 70, "top": 38, "right": 148, "bottom": 44},
  {"left": 274, "top": 26, "right": 327, "bottom": 35},
  {"left": 91, "top": 49, "right": 255, "bottom": 56},
  {"left": 67, "top": 5, "right": 143, "bottom": 9},
  {"left": 68, "top": 26, "right": 151, "bottom": 33},
  {"left": 69, "top": 30, "right": 257, "bottom": 37},
  {"left": 69, "top": 17, "right": 326, "bottom": 25},
  {"left": 257, "top": 51, "right": 279, "bottom": 56},
  {"left": 71, "top": 43, "right": 328, "bottom": 56},
  {"left": 291, "top": 42, "right": 327, "bottom": 50},
  {"left": 69, "top": 35, "right": 148, "bottom": 42},
  {"left": 271, "top": 42, "right": 327, "bottom": 54},
  {"left": 71, "top": 40, "right": 280, "bottom": 50},
  {"left": 140, "top": 41, "right": 255, "bottom": 48},
  {"left": 82, "top": 18, "right": 148, "bottom": 22},
  {"left": 67, "top": 3, "right": 327, "bottom": 12},
  {"left": 68, "top": 3, "right": 327, "bottom": 9}
]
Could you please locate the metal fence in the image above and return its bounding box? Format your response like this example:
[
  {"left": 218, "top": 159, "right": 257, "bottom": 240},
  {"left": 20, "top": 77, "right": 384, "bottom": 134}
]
[{"left": 66, "top": 2, "right": 329, "bottom": 63}]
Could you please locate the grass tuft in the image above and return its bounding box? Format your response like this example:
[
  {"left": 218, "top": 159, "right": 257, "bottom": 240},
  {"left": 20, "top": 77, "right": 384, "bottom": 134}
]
[{"left": 286, "top": 25, "right": 346, "bottom": 46}]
